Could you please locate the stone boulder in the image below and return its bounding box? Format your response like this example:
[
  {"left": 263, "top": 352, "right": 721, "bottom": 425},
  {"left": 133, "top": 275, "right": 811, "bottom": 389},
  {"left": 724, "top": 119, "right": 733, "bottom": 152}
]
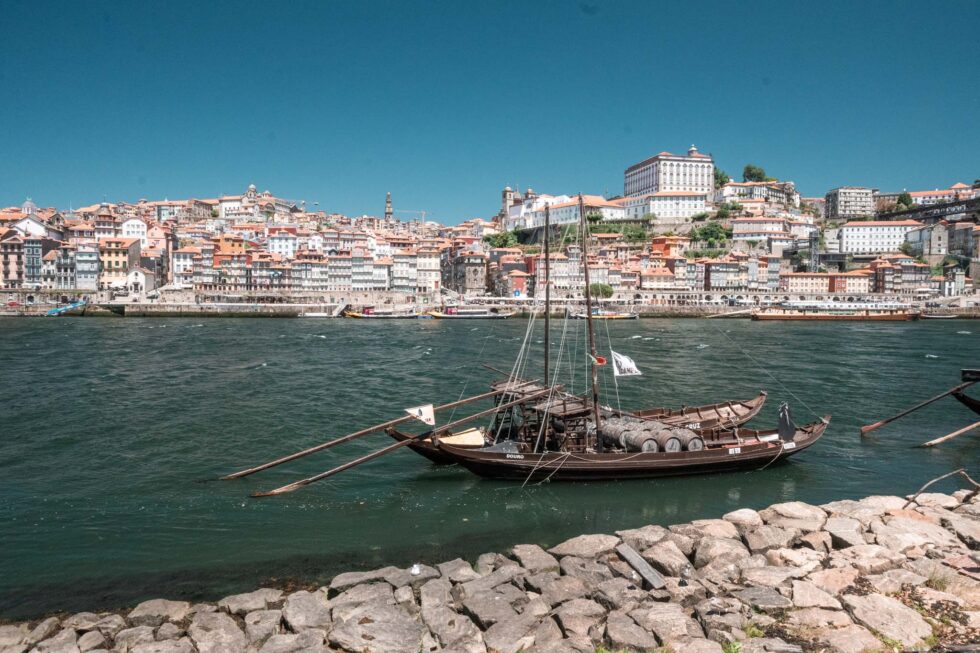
[
  {"left": 511, "top": 544, "right": 559, "bottom": 574},
  {"left": 723, "top": 508, "right": 763, "bottom": 531},
  {"left": 734, "top": 586, "right": 792, "bottom": 611},
  {"left": 0, "top": 624, "right": 28, "bottom": 648},
  {"left": 552, "top": 598, "right": 605, "bottom": 637},
  {"left": 524, "top": 573, "right": 589, "bottom": 607},
  {"left": 806, "top": 567, "right": 859, "bottom": 596},
  {"left": 871, "top": 515, "right": 961, "bottom": 552},
  {"left": 842, "top": 593, "right": 933, "bottom": 648},
  {"left": 641, "top": 538, "right": 692, "bottom": 577},
  {"left": 791, "top": 580, "right": 841, "bottom": 609},
  {"left": 329, "top": 583, "right": 395, "bottom": 622},
  {"left": 437, "top": 558, "right": 481, "bottom": 584},
  {"left": 113, "top": 626, "right": 157, "bottom": 652},
  {"left": 328, "top": 566, "right": 399, "bottom": 592},
  {"left": 812, "top": 623, "right": 884, "bottom": 653},
  {"left": 823, "top": 516, "right": 866, "bottom": 549},
  {"left": 830, "top": 544, "right": 905, "bottom": 574},
  {"left": 547, "top": 534, "right": 619, "bottom": 558},
  {"left": 131, "top": 638, "right": 197, "bottom": 653},
  {"left": 558, "top": 556, "right": 614, "bottom": 585},
  {"left": 590, "top": 577, "right": 648, "bottom": 612},
  {"left": 281, "top": 590, "right": 332, "bottom": 631},
  {"left": 629, "top": 602, "right": 704, "bottom": 642},
  {"left": 34, "top": 628, "right": 78, "bottom": 653},
  {"left": 256, "top": 631, "right": 325, "bottom": 653},
  {"left": 759, "top": 501, "right": 827, "bottom": 532},
  {"left": 615, "top": 524, "right": 668, "bottom": 550},
  {"left": 128, "top": 600, "right": 192, "bottom": 628},
  {"left": 217, "top": 588, "right": 283, "bottom": 616},
  {"left": 384, "top": 564, "right": 440, "bottom": 590},
  {"left": 694, "top": 536, "right": 750, "bottom": 569},
  {"left": 743, "top": 525, "right": 798, "bottom": 554},
  {"left": 604, "top": 609, "right": 659, "bottom": 651},
  {"left": 187, "top": 611, "right": 247, "bottom": 653},
  {"left": 244, "top": 609, "right": 282, "bottom": 647},
  {"left": 821, "top": 495, "right": 906, "bottom": 526},
  {"left": 462, "top": 591, "right": 519, "bottom": 628},
  {"left": 329, "top": 603, "right": 425, "bottom": 653}
]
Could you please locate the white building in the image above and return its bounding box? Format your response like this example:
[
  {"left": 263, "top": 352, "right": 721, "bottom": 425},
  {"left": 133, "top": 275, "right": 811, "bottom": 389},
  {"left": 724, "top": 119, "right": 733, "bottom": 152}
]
[
  {"left": 825, "top": 187, "right": 875, "bottom": 220},
  {"left": 624, "top": 145, "right": 714, "bottom": 197},
  {"left": 622, "top": 191, "right": 708, "bottom": 220},
  {"left": 267, "top": 231, "right": 298, "bottom": 259},
  {"left": 715, "top": 181, "right": 800, "bottom": 208},
  {"left": 504, "top": 193, "right": 573, "bottom": 231},
  {"left": 838, "top": 220, "right": 922, "bottom": 254},
  {"left": 528, "top": 195, "right": 624, "bottom": 227},
  {"left": 120, "top": 218, "right": 149, "bottom": 248}
]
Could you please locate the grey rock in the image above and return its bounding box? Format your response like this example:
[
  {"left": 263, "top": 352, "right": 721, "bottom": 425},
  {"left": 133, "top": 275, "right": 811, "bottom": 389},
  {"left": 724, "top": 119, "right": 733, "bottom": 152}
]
[
  {"left": 940, "top": 510, "right": 980, "bottom": 548},
  {"left": 437, "top": 558, "right": 481, "bottom": 584},
  {"left": 558, "top": 556, "right": 614, "bottom": 585},
  {"left": 511, "top": 544, "right": 559, "bottom": 574},
  {"left": 791, "top": 580, "right": 841, "bottom": 609},
  {"left": 328, "top": 583, "right": 394, "bottom": 622},
  {"left": 604, "top": 609, "right": 659, "bottom": 652},
  {"left": 865, "top": 568, "right": 928, "bottom": 594},
  {"left": 77, "top": 630, "right": 107, "bottom": 653},
  {"left": 421, "top": 604, "right": 484, "bottom": 653},
  {"left": 480, "top": 614, "right": 543, "bottom": 653},
  {"left": 823, "top": 516, "right": 866, "bottom": 549},
  {"left": 419, "top": 578, "right": 452, "bottom": 612},
  {"left": 821, "top": 495, "right": 906, "bottom": 526},
  {"left": 217, "top": 588, "right": 283, "bottom": 616},
  {"left": 764, "top": 547, "right": 824, "bottom": 575},
  {"left": 281, "top": 589, "right": 333, "bottom": 631},
  {"left": 552, "top": 598, "right": 605, "bottom": 637},
  {"left": 154, "top": 623, "right": 183, "bottom": 641},
  {"left": 742, "top": 525, "right": 798, "bottom": 554},
  {"left": 384, "top": 564, "right": 440, "bottom": 590},
  {"left": 667, "top": 638, "right": 723, "bottom": 653},
  {"left": 34, "top": 629, "right": 78, "bottom": 653},
  {"left": 128, "top": 600, "right": 192, "bottom": 628},
  {"left": 640, "top": 538, "right": 691, "bottom": 577},
  {"left": 62, "top": 614, "right": 100, "bottom": 633},
  {"left": 666, "top": 532, "right": 696, "bottom": 557},
  {"left": 455, "top": 565, "right": 525, "bottom": 600},
  {"left": 758, "top": 501, "right": 827, "bottom": 532},
  {"left": 244, "top": 610, "right": 282, "bottom": 646},
  {"left": 547, "top": 534, "right": 619, "bottom": 559},
  {"left": 694, "top": 597, "right": 745, "bottom": 633},
  {"left": 129, "top": 639, "right": 196, "bottom": 653},
  {"left": 740, "top": 638, "right": 803, "bottom": 653},
  {"left": 831, "top": 544, "right": 905, "bottom": 574},
  {"left": 740, "top": 566, "right": 797, "bottom": 588},
  {"left": 871, "top": 514, "right": 960, "bottom": 552},
  {"left": 393, "top": 585, "right": 415, "bottom": 610},
  {"left": 911, "top": 492, "right": 960, "bottom": 509},
  {"left": 615, "top": 524, "right": 668, "bottom": 551},
  {"left": 112, "top": 627, "right": 156, "bottom": 652},
  {"left": 328, "top": 565, "right": 399, "bottom": 592},
  {"left": 462, "top": 591, "right": 519, "bottom": 628},
  {"left": 812, "top": 624, "right": 883, "bottom": 653},
  {"left": 0, "top": 624, "right": 28, "bottom": 648},
  {"left": 328, "top": 604, "right": 426, "bottom": 653},
  {"left": 723, "top": 508, "right": 763, "bottom": 531},
  {"left": 694, "top": 536, "right": 750, "bottom": 569},
  {"left": 690, "top": 519, "right": 741, "bottom": 540},
  {"left": 524, "top": 573, "right": 588, "bottom": 607},
  {"left": 26, "top": 618, "right": 62, "bottom": 646},
  {"left": 733, "top": 587, "right": 792, "bottom": 611},
  {"left": 629, "top": 602, "right": 703, "bottom": 642},
  {"left": 784, "top": 608, "right": 852, "bottom": 629},
  {"left": 799, "top": 530, "right": 833, "bottom": 553},
  {"left": 663, "top": 577, "right": 708, "bottom": 606},
  {"left": 843, "top": 593, "right": 933, "bottom": 648},
  {"left": 257, "top": 631, "right": 325, "bottom": 653},
  {"left": 187, "top": 611, "right": 246, "bottom": 653},
  {"left": 92, "top": 615, "right": 127, "bottom": 640},
  {"left": 806, "top": 567, "right": 860, "bottom": 596},
  {"left": 590, "top": 577, "right": 647, "bottom": 612}
]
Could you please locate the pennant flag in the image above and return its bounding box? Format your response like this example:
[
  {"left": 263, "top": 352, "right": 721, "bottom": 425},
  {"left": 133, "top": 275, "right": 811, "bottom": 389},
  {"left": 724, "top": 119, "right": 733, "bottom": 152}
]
[
  {"left": 405, "top": 404, "right": 436, "bottom": 425},
  {"left": 588, "top": 354, "right": 608, "bottom": 366},
  {"left": 611, "top": 350, "right": 642, "bottom": 377}
]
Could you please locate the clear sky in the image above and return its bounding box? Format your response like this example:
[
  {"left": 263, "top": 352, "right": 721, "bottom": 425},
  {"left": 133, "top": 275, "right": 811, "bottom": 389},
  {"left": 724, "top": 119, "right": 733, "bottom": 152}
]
[{"left": 2, "top": 0, "right": 978, "bottom": 223}]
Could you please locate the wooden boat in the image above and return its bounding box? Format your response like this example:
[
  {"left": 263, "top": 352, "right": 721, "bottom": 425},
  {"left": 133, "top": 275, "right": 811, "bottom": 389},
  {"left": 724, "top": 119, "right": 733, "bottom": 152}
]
[
  {"left": 752, "top": 302, "right": 918, "bottom": 321},
  {"left": 570, "top": 308, "right": 638, "bottom": 320},
  {"left": 225, "top": 195, "right": 827, "bottom": 496},
  {"left": 427, "top": 307, "right": 515, "bottom": 319},
  {"left": 387, "top": 391, "right": 768, "bottom": 464}
]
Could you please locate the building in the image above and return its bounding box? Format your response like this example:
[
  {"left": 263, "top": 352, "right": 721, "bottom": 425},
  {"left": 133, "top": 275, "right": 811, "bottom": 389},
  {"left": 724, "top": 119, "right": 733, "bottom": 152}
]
[
  {"left": 0, "top": 229, "right": 25, "bottom": 288},
  {"left": 624, "top": 145, "right": 714, "bottom": 197},
  {"left": 99, "top": 238, "right": 141, "bottom": 289},
  {"left": 904, "top": 222, "right": 948, "bottom": 262},
  {"left": 877, "top": 183, "right": 979, "bottom": 208},
  {"left": 715, "top": 181, "right": 800, "bottom": 208},
  {"left": 75, "top": 243, "right": 100, "bottom": 291},
  {"left": 838, "top": 220, "right": 922, "bottom": 255},
  {"left": 622, "top": 191, "right": 709, "bottom": 221},
  {"left": 450, "top": 252, "right": 487, "bottom": 295},
  {"left": 825, "top": 187, "right": 875, "bottom": 220}
]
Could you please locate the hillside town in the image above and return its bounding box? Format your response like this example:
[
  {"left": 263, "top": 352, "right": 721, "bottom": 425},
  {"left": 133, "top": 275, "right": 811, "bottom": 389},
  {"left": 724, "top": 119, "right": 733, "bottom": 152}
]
[{"left": 1, "top": 146, "right": 978, "bottom": 311}]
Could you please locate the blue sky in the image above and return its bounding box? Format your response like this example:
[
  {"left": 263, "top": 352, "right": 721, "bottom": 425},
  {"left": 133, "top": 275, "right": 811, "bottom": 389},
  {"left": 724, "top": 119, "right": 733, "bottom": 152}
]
[{"left": 2, "top": 0, "right": 977, "bottom": 223}]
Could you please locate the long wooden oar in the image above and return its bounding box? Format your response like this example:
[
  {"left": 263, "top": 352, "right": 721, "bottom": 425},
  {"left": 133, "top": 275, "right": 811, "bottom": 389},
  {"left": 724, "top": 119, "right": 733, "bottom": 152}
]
[
  {"left": 252, "top": 388, "right": 552, "bottom": 497},
  {"left": 920, "top": 420, "right": 980, "bottom": 448},
  {"left": 859, "top": 382, "right": 975, "bottom": 436},
  {"left": 222, "top": 382, "right": 538, "bottom": 480}
]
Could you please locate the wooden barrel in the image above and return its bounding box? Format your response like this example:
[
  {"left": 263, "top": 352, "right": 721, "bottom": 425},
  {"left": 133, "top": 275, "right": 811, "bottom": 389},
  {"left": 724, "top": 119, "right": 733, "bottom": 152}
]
[
  {"left": 621, "top": 428, "right": 658, "bottom": 453},
  {"left": 653, "top": 428, "right": 682, "bottom": 453},
  {"left": 674, "top": 428, "right": 705, "bottom": 451}
]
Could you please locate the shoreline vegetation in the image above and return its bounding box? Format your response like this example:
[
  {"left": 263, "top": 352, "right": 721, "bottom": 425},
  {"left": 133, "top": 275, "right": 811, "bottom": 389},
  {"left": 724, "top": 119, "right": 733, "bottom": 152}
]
[{"left": 2, "top": 490, "right": 979, "bottom": 652}]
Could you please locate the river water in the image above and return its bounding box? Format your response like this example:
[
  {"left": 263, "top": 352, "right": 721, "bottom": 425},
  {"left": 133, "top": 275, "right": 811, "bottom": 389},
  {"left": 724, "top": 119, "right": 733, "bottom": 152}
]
[{"left": 0, "top": 316, "right": 977, "bottom": 618}]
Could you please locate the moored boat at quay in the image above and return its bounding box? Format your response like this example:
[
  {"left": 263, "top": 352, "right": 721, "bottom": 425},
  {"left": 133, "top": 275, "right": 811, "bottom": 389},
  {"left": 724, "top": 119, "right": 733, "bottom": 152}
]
[
  {"left": 342, "top": 306, "right": 419, "bottom": 319},
  {"left": 752, "top": 301, "right": 919, "bottom": 321},
  {"left": 426, "top": 306, "right": 515, "bottom": 319}
]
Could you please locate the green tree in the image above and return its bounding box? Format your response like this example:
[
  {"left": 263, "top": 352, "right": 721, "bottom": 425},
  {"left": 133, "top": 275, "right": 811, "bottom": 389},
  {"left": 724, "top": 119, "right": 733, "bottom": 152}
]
[
  {"left": 642, "top": 212, "right": 657, "bottom": 223},
  {"left": 714, "top": 168, "right": 731, "bottom": 188},
  {"left": 588, "top": 283, "right": 614, "bottom": 299},
  {"left": 692, "top": 211, "right": 711, "bottom": 221},
  {"left": 692, "top": 221, "right": 728, "bottom": 243},
  {"left": 586, "top": 211, "right": 604, "bottom": 224},
  {"left": 743, "top": 164, "right": 767, "bottom": 182},
  {"left": 483, "top": 231, "right": 519, "bottom": 248},
  {"left": 899, "top": 241, "right": 913, "bottom": 256},
  {"left": 589, "top": 223, "right": 620, "bottom": 234},
  {"left": 623, "top": 225, "right": 647, "bottom": 242},
  {"left": 896, "top": 192, "right": 914, "bottom": 211},
  {"left": 973, "top": 179, "right": 980, "bottom": 189}
]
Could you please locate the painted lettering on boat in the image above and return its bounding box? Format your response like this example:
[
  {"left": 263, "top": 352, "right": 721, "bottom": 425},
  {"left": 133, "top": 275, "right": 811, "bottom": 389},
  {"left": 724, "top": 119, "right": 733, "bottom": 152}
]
[
  {"left": 686, "top": 422, "right": 701, "bottom": 429},
  {"left": 783, "top": 441, "right": 797, "bottom": 450},
  {"left": 729, "top": 447, "right": 741, "bottom": 455},
  {"left": 506, "top": 453, "right": 525, "bottom": 460}
]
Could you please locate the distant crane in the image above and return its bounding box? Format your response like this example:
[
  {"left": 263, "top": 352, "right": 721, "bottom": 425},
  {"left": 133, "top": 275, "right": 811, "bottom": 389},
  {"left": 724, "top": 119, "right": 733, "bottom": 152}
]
[{"left": 394, "top": 209, "right": 428, "bottom": 223}]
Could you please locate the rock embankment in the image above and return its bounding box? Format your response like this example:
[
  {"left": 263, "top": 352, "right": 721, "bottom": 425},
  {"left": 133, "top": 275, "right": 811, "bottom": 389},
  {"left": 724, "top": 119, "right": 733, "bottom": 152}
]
[{"left": 2, "top": 491, "right": 980, "bottom": 653}]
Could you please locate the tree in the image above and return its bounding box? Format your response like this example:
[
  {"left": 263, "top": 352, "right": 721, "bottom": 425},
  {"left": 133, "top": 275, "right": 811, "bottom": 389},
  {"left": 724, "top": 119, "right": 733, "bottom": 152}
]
[
  {"left": 642, "top": 212, "right": 657, "bottom": 223},
  {"left": 692, "top": 211, "right": 711, "bottom": 221},
  {"left": 483, "top": 231, "right": 518, "bottom": 248},
  {"left": 714, "top": 168, "right": 731, "bottom": 188},
  {"left": 896, "top": 192, "right": 914, "bottom": 211},
  {"left": 973, "top": 179, "right": 980, "bottom": 189},
  {"left": 691, "top": 221, "right": 728, "bottom": 243},
  {"left": 589, "top": 283, "right": 614, "bottom": 299},
  {"left": 586, "top": 211, "right": 604, "bottom": 224},
  {"left": 899, "top": 241, "right": 914, "bottom": 256},
  {"left": 623, "top": 225, "right": 647, "bottom": 242},
  {"left": 743, "top": 164, "right": 767, "bottom": 182}
]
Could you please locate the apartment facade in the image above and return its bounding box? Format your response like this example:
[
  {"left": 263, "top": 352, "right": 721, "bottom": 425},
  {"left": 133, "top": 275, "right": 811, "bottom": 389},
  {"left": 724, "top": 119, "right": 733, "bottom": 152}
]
[
  {"left": 825, "top": 187, "right": 875, "bottom": 220},
  {"left": 624, "top": 145, "right": 714, "bottom": 197}
]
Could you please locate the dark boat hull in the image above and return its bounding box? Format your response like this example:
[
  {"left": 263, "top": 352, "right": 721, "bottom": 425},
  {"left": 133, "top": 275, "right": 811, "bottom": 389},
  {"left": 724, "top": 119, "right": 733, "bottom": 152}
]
[
  {"left": 388, "top": 392, "right": 768, "bottom": 464},
  {"left": 434, "top": 420, "right": 828, "bottom": 481}
]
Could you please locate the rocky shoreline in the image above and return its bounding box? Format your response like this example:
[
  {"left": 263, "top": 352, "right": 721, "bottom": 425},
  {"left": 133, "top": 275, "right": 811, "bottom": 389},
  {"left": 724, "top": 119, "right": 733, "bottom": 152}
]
[{"left": 2, "top": 491, "right": 979, "bottom": 653}]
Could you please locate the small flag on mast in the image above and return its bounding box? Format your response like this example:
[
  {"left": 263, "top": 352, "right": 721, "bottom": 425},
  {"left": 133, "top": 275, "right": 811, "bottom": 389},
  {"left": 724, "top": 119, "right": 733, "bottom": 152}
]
[
  {"left": 588, "top": 354, "right": 607, "bottom": 366},
  {"left": 611, "top": 351, "right": 642, "bottom": 377},
  {"left": 404, "top": 404, "right": 436, "bottom": 425}
]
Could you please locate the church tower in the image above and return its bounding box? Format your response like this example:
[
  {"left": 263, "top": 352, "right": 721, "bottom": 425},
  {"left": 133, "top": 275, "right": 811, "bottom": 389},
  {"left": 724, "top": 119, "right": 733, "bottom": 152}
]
[{"left": 384, "top": 192, "right": 393, "bottom": 222}]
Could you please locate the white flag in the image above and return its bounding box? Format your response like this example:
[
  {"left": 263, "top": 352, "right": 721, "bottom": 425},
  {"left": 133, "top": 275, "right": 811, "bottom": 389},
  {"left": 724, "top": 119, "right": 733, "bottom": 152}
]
[
  {"left": 405, "top": 404, "right": 436, "bottom": 425},
  {"left": 611, "top": 351, "right": 642, "bottom": 377}
]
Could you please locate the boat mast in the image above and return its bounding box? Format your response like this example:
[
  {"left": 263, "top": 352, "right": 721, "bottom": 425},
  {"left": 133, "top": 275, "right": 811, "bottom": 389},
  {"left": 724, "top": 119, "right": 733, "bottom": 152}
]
[
  {"left": 578, "top": 194, "right": 603, "bottom": 452},
  {"left": 544, "top": 204, "right": 551, "bottom": 384}
]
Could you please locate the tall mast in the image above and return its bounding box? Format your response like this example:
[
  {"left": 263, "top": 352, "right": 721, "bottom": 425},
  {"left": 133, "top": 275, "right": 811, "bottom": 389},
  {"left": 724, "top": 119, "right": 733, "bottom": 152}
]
[
  {"left": 578, "top": 194, "right": 603, "bottom": 452},
  {"left": 544, "top": 204, "right": 551, "bottom": 384}
]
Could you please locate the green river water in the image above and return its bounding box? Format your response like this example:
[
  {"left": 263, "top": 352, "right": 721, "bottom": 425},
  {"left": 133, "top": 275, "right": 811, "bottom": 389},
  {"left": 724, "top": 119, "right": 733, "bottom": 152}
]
[{"left": 0, "top": 316, "right": 977, "bottom": 618}]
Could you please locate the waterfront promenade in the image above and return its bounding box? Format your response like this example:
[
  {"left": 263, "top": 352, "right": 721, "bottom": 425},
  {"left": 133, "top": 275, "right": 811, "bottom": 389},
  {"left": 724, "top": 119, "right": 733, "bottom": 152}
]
[{"left": 2, "top": 490, "right": 978, "bottom": 652}]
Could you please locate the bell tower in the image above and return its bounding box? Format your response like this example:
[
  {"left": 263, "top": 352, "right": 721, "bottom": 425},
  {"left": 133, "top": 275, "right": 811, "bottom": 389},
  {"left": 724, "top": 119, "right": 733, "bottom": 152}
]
[{"left": 384, "top": 192, "right": 393, "bottom": 222}]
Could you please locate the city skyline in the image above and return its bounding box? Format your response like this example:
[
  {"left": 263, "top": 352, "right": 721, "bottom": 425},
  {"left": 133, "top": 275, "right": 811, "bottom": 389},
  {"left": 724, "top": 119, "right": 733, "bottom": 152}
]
[{"left": 2, "top": 0, "right": 978, "bottom": 223}]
